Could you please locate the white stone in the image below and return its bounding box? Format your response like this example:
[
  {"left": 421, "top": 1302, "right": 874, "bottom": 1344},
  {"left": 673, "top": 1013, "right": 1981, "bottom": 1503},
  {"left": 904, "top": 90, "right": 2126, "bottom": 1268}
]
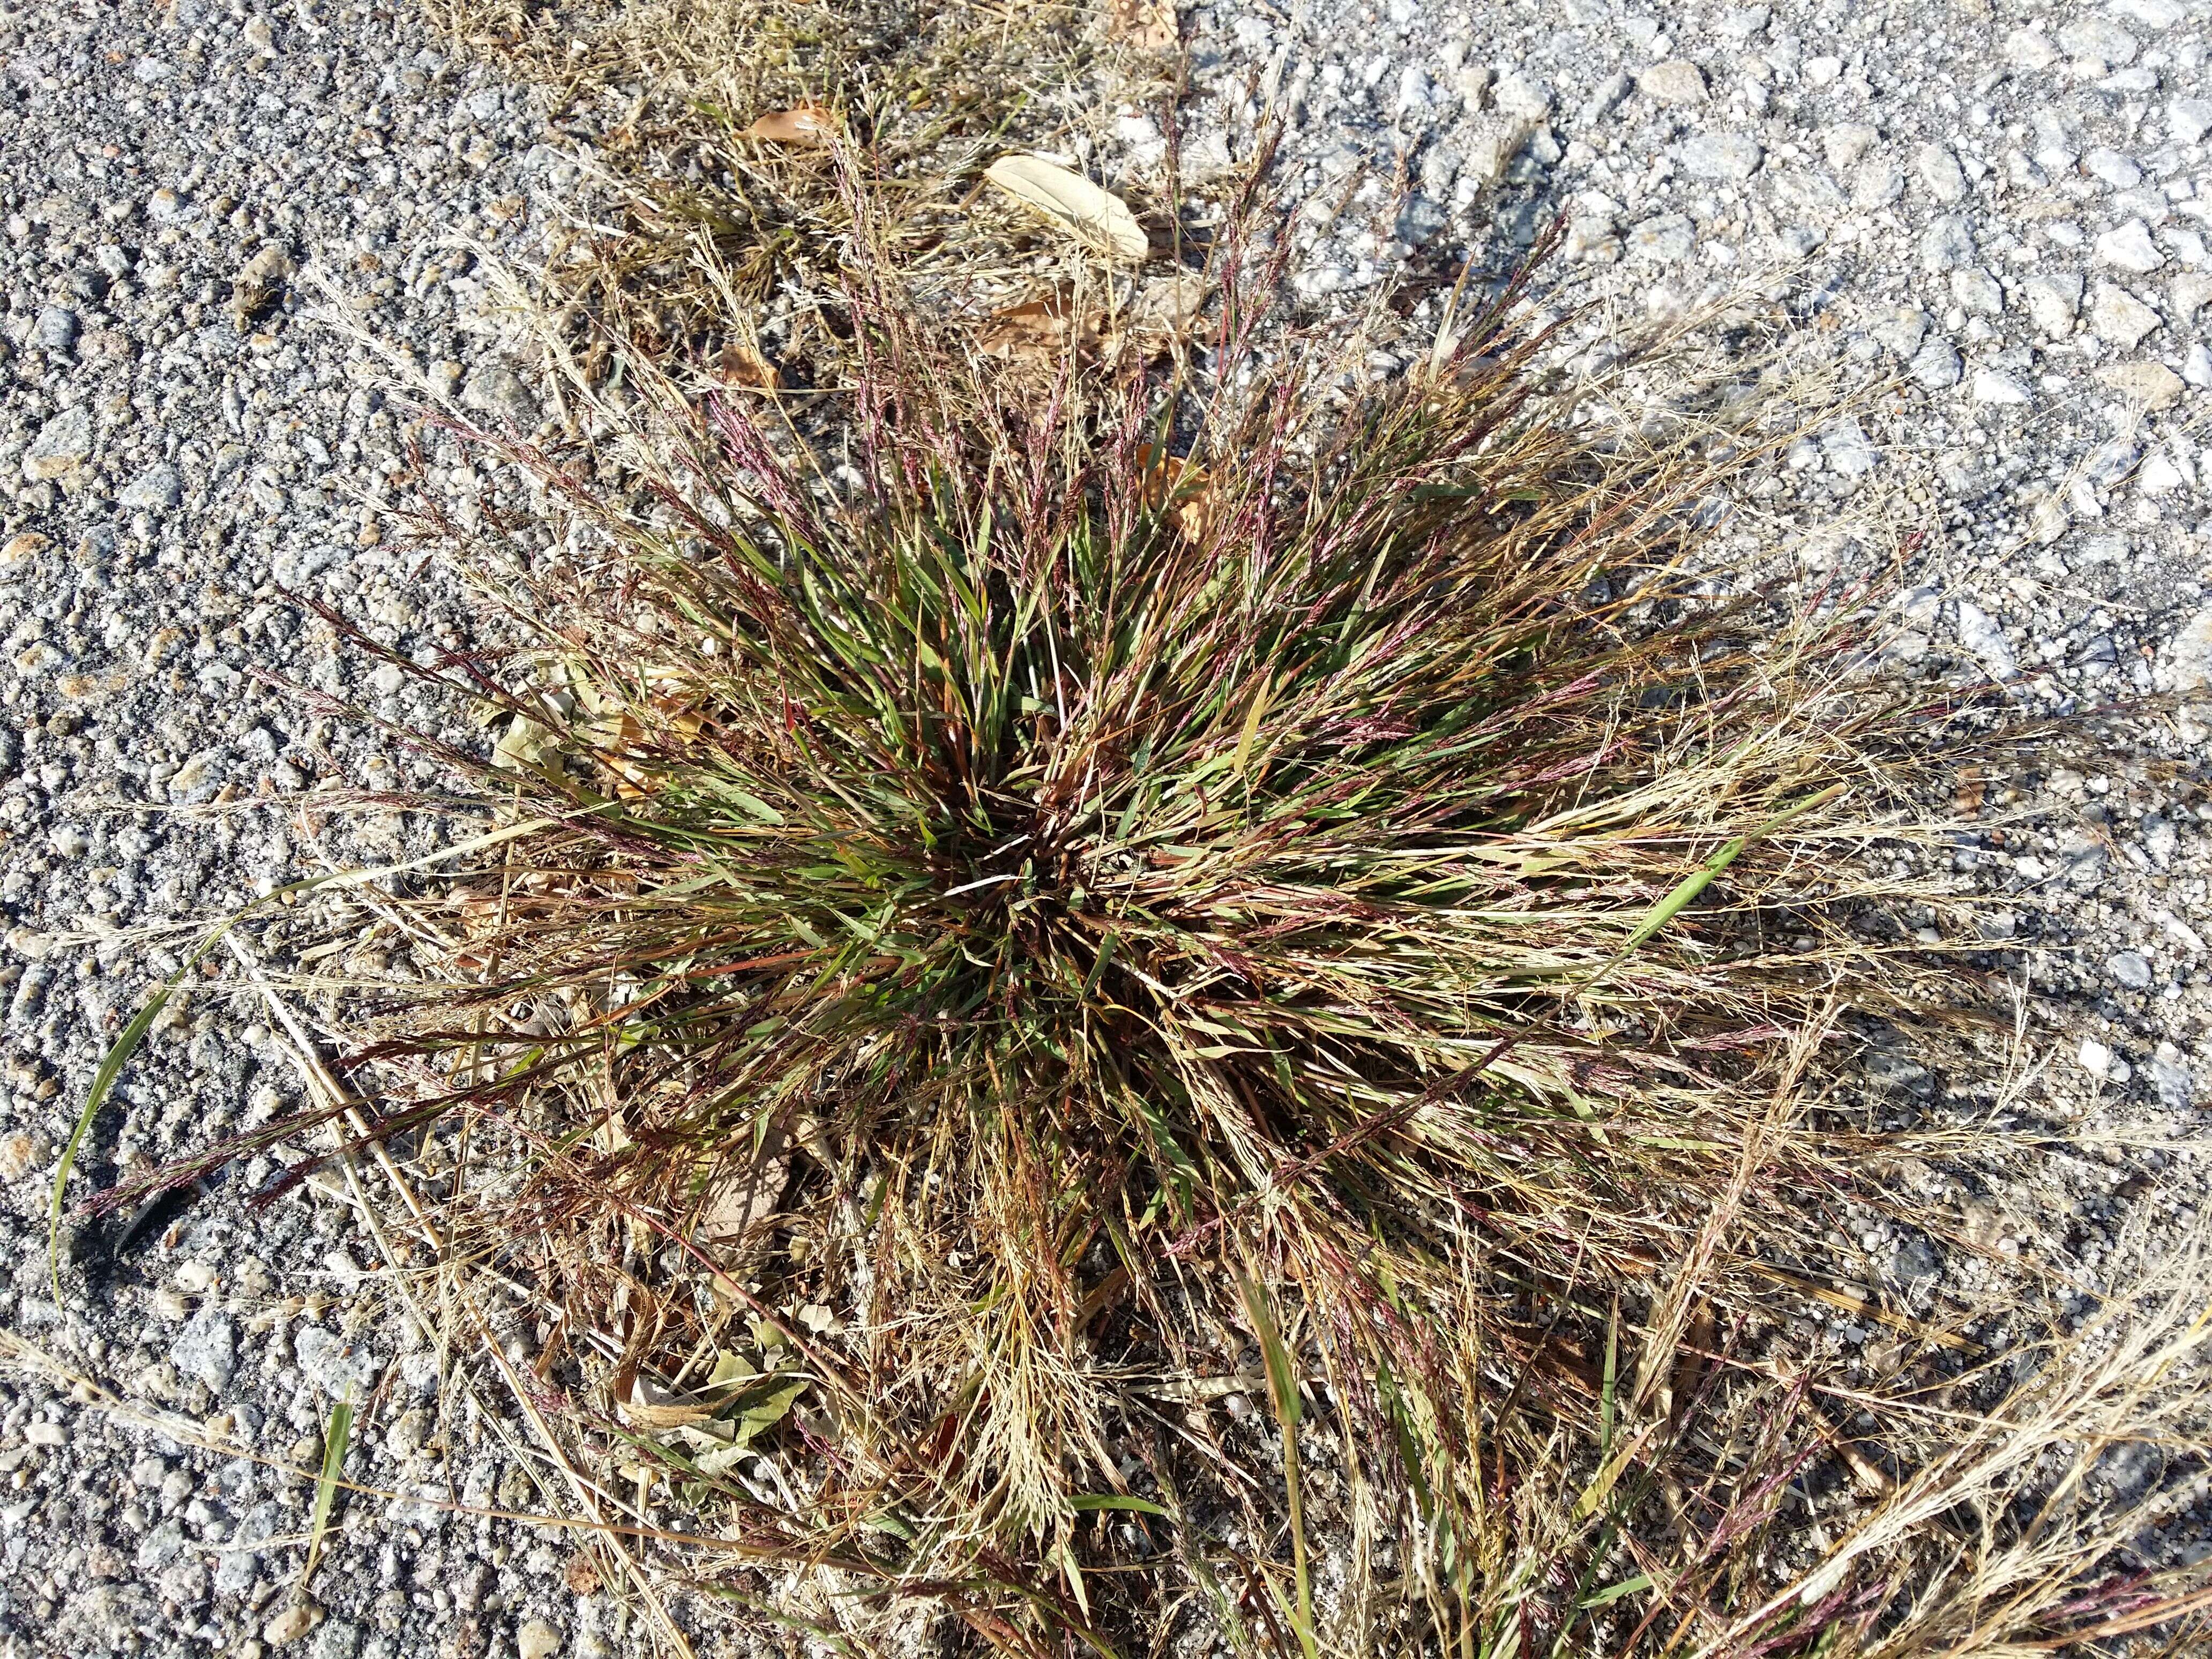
[
  {"left": 2023, "top": 272, "right": 2084, "bottom": 335},
  {"left": 2078, "top": 1037, "right": 2116, "bottom": 1077},
  {"left": 2171, "top": 96, "right": 2212, "bottom": 147},
  {"left": 2058, "top": 17, "right": 2139, "bottom": 68},
  {"left": 2003, "top": 28, "right": 2059, "bottom": 71},
  {"left": 2095, "top": 219, "right": 2165, "bottom": 274},
  {"left": 1493, "top": 70, "right": 1552, "bottom": 119},
  {"left": 517, "top": 1620, "right": 565, "bottom": 1659},
  {"left": 1917, "top": 143, "right": 1968, "bottom": 204},
  {"left": 1970, "top": 368, "right": 2032, "bottom": 405},
  {"left": 2112, "top": 0, "right": 2185, "bottom": 31},
  {"left": 1638, "top": 59, "right": 1707, "bottom": 104},
  {"left": 2139, "top": 452, "right": 2187, "bottom": 494},
  {"left": 2089, "top": 282, "right": 2162, "bottom": 348},
  {"left": 1956, "top": 601, "right": 2017, "bottom": 681},
  {"left": 1678, "top": 132, "right": 1763, "bottom": 181}
]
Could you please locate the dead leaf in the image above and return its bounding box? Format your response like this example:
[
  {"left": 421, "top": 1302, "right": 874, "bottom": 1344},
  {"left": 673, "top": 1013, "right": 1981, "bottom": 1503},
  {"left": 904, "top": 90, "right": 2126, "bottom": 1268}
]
[
  {"left": 1107, "top": 0, "right": 1177, "bottom": 52},
  {"left": 695, "top": 1130, "right": 791, "bottom": 1242},
  {"left": 741, "top": 103, "right": 836, "bottom": 145},
  {"left": 613, "top": 1369, "right": 717, "bottom": 1430},
  {"left": 984, "top": 154, "right": 1149, "bottom": 261},
  {"left": 979, "top": 289, "right": 1102, "bottom": 363},
  {"left": 1134, "top": 443, "right": 1214, "bottom": 539},
  {"left": 715, "top": 341, "right": 780, "bottom": 388},
  {"left": 563, "top": 1551, "right": 603, "bottom": 1596}
]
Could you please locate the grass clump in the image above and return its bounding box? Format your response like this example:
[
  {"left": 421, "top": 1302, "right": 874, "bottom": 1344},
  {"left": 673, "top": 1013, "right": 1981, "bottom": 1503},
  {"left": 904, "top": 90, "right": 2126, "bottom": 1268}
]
[{"left": 84, "top": 218, "right": 2212, "bottom": 1653}]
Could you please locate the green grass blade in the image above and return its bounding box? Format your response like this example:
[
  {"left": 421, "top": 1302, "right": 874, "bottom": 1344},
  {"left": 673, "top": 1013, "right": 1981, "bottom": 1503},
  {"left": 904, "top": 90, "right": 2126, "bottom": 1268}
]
[
  {"left": 302, "top": 1389, "right": 354, "bottom": 1586},
  {"left": 1240, "top": 1273, "right": 1316, "bottom": 1659}
]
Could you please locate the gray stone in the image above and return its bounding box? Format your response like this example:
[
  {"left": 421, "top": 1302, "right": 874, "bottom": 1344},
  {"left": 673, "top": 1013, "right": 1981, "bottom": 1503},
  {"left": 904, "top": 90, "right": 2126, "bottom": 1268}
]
[
  {"left": 2023, "top": 271, "right": 2084, "bottom": 335},
  {"left": 1918, "top": 215, "right": 1975, "bottom": 272},
  {"left": 171, "top": 1302, "right": 236, "bottom": 1391},
  {"left": 1909, "top": 339, "right": 1963, "bottom": 391},
  {"left": 2149, "top": 1045, "right": 2194, "bottom": 1110},
  {"left": 294, "top": 1326, "right": 383, "bottom": 1398},
  {"left": 1916, "top": 144, "right": 1967, "bottom": 205},
  {"left": 118, "top": 460, "right": 183, "bottom": 512},
  {"left": 312, "top": 1619, "right": 363, "bottom": 1659},
  {"left": 1951, "top": 267, "right": 2002, "bottom": 316},
  {"left": 1821, "top": 417, "right": 1878, "bottom": 477},
  {"left": 1822, "top": 123, "right": 1878, "bottom": 170},
  {"left": 215, "top": 1551, "right": 259, "bottom": 1595},
  {"left": 1678, "top": 132, "right": 1762, "bottom": 181},
  {"left": 1889, "top": 1236, "right": 1942, "bottom": 1284},
  {"left": 1870, "top": 307, "right": 1928, "bottom": 358},
  {"left": 23, "top": 405, "right": 94, "bottom": 481},
  {"left": 1851, "top": 159, "right": 1905, "bottom": 210},
  {"left": 2110, "top": 951, "right": 2154, "bottom": 990},
  {"left": 34, "top": 304, "right": 79, "bottom": 352},
  {"left": 136, "top": 1519, "right": 187, "bottom": 1573},
  {"left": 460, "top": 358, "right": 541, "bottom": 429},
  {"left": 1626, "top": 212, "right": 1695, "bottom": 263}
]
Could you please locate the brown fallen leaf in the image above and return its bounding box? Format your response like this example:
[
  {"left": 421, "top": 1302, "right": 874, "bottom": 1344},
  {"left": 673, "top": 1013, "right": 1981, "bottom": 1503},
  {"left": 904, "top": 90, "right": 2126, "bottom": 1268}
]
[
  {"left": 1133, "top": 443, "right": 1214, "bottom": 539},
  {"left": 741, "top": 103, "right": 836, "bottom": 145},
  {"left": 984, "top": 154, "right": 1149, "bottom": 261},
  {"left": 563, "top": 1551, "right": 603, "bottom": 1596},
  {"left": 715, "top": 340, "right": 780, "bottom": 388},
  {"left": 979, "top": 289, "right": 1102, "bottom": 363},
  {"left": 1107, "top": 0, "right": 1178, "bottom": 52}
]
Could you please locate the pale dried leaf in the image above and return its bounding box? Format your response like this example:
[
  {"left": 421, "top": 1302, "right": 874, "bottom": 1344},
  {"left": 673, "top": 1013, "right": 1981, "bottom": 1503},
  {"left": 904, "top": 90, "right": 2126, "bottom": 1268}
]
[
  {"left": 984, "top": 154, "right": 1148, "bottom": 261},
  {"left": 615, "top": 1372, "right": 716, "bottom": 1430},
  {"left": 741, "top": 103, "right": 836, "bottom": 146}
]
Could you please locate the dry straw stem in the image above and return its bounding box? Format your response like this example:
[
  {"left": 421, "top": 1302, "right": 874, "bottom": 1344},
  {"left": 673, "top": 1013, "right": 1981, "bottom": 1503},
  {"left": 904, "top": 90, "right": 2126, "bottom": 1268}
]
[{"left": 81, "top": 193, "right": 2210, "bottom": 1651}]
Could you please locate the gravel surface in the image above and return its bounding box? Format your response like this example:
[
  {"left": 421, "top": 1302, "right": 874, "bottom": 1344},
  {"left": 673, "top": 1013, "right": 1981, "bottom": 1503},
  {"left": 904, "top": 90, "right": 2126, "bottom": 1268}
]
[
  {"left": 0, "top": 4, "right": 611, "bottom": 1656},
  {"left": 3, "top": 0, "right": 2211, "bottom": 1654},
  {"left": 1148, "top": 0, "right": 2212, "bottom": 1282}
]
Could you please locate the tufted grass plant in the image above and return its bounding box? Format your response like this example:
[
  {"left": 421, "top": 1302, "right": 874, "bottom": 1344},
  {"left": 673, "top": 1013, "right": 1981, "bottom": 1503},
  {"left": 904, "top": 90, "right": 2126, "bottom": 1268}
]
[{"left": 71, "top": 211, "right": 2212, "bottom": 1654}]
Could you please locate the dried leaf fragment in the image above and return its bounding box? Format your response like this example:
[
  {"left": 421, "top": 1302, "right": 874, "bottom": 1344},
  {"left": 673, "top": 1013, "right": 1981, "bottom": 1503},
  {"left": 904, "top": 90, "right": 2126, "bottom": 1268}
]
[
  {"left": 715, "top": 341, "right": 780, "bottom": 388},
  {"left": 1134, "top": 443, "right": 1213, "bottom": 539},
  {"left": 984, "top": 154, "right": 1148, "bottom": 261},
  {"left": 978, "top": 289, "right": 1102, "bottom": 363},
  {"left": 741, "top": 103, "right": 835, "bottom": 145},
  {"left": 1107, "top": 0, "right": 1178, "bottom": 52}
]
